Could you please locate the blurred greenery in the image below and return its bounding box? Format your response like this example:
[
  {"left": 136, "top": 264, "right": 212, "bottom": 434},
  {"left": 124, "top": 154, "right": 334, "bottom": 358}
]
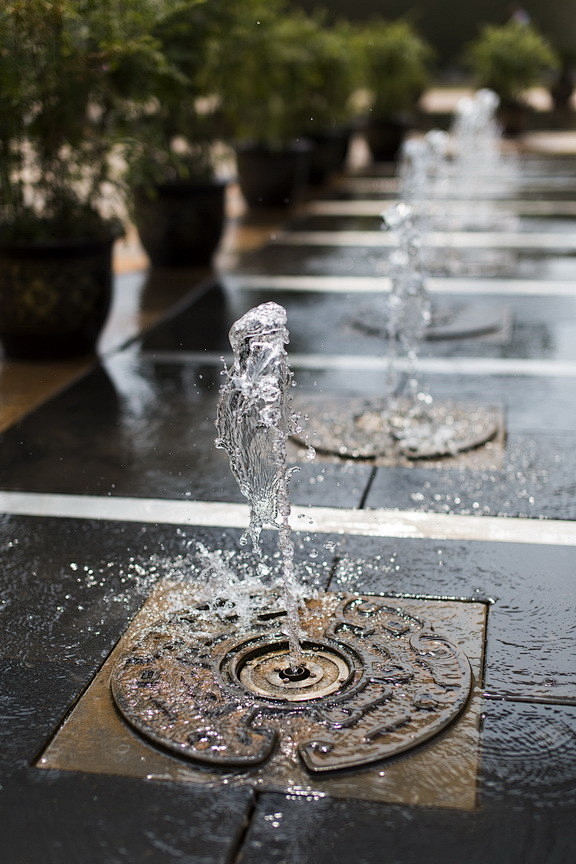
[
  {"left": 352, "top": 18, "right": 434, "bottom": 119},
  {"left": 0, "top": 0, "right": 202, "bottom": 240},
  {"left": 468, "top": 20, "right": 559, "bottom": 104}
]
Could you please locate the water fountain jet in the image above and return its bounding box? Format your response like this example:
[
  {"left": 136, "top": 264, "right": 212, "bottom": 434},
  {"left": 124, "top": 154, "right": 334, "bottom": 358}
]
[
  {"left": 293, "top": 207, "right": 500, "bottom": 463},
  {"left": 105, "top": 302, "right": 478, "bottom": 775}
]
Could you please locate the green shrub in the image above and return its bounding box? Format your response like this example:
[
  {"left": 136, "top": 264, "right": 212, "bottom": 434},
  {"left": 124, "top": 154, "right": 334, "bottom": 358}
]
[{"left": 468, "top": 20, "right": 559, "bottom": 104}]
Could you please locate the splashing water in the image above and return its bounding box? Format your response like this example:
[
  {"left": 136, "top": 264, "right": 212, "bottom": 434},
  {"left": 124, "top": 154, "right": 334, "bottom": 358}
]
[
  {"left": 382, "top": 202, "right": 431, "bottom": 408},
  {"left": 215, "top": 301, "right": 303, "bottom": 665}
]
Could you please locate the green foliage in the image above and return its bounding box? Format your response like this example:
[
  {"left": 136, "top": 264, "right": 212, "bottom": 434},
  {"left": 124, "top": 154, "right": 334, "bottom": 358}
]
[
  {"left": 354, "top": 19, "right": 433, "bottom": 118},
  {"left": 207, "top": 0, "right": 314, "bottom": 148},
  {"left": 298, "top": 15, "right": 364, "bottom": 134},
  {"left": 0, "top": 0, "right": 201, "bottom": 241},
  {"left": 209, "top": 0, "right": 359, "bottom": 148},
  {"left": 468, "top": 21, "right": 559, "bottom": 104},
  {"left": 124, "top": 0, "right": 238, "bottom": 190}
]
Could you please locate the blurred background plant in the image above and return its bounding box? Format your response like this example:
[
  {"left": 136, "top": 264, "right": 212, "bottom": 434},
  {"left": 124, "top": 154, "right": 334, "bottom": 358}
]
[
  {"left": 352, "top": 18, "right": 434, "bottom": 160},
  {"left": 123, "top": 0, "right": 234, "bottom": 192},
  {"left": 468, "top": 19, "right": 559, "bottom": 108},
  {"left": 357, "top": 18, "right": 434, "bottom": 121},
  {"left": 0, "top": 0, "right": 196, "bottom": 243},
  {"left": 208, "top": 0, "right": 324, "bottom": 150}
]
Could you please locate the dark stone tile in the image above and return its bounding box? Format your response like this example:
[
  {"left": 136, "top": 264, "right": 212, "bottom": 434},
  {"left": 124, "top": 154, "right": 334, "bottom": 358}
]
[
  {"left": 239, "top": 787, "right": 575, "bottom": 864},
  {"left": 331, "top": 535, "right": 576, "bottom": 700},
  {"left": 141, "top": 280, "right": 233, "bottom": 352},
  {"left": 481, "top": 699, "right": 576, "bottom": 806},
  {"left": 146, "top": 281, "right": 576, "bottom": 363},
  {"left": 365, "top": 431, "right": 576, "bottom": 520},
  {"left": 0, "top": 514, "right": 151, "bottom": 665},
  {"left": 1, "top": 770, "right": 253, "bottom": 864},
  {"left": 234, "top": 241, "right": 576, "bottom": 281},
  {"left": 0, "top": 355, "right": 370, "bottom": 508},
  {"left": 288, "top": 212, "right": 576, "bottom": 236},
  {"left": 0, "top": 661, "right": 89, "bottom": 770}
]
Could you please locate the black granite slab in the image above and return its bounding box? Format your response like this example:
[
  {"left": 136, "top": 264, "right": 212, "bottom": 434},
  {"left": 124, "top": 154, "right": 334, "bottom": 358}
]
[
  {"left": 240, "top": 768, "right": 576, "bottom": 864},
  {"left": 324, "top": 178, "right": 576, "bottom": 203},
  {"left": 3, "top": 349, "right": 575, "bottom": 519},
  {"left": 2, "top": 771, "right": 253, "bottom": 864},
  {"left": 3, "top": 516, "right": 575, "bottom": 864},
  {"left": 287, "top": 212, "right": 576, "bottom": 235},
  {"left": 0, "top": 516, "right": 315, "bottom": 861},
  {"left": 330, "top": 535, "right": 576, "bottom": 701},
  {"left": 233, "top": 241, "right": 576, "bottom": 281},
  {"left": 364, "top": 430, "right": 576, "bottom": 520},
  {"left": 144, "top": 280, "right": 576, "bottom": 363},
  {"left": 355, "top": 153, "right": 576, "bottom": 178},
  {"left": 0, "top": 353, "right": 371, "bottom": 508}
]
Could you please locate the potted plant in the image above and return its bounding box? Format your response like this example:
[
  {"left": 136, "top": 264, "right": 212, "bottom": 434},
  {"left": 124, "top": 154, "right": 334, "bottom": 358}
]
[
  {"left": 467, "top": 20, "right": 559, "bottom": 135},
  {"left": 297, "top": 15, "right": 363, "bottom": 185},
  {"left": 210, "top": 0, "right": 323, "bottom": 208},
  {"left": 355, "top": 19, "right": 433, "bottom": 161},
  {"left": 125, "top": 0, "right": 234, "bottom": 267},
  {"left": 0, "top": 0, "right": 186, "bottom": 359}
]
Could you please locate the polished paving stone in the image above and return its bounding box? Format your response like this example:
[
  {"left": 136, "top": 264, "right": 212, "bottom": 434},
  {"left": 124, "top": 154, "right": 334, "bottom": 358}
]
[
  {"left": 143, "top": 279, "right": 576, "bottom": 362},
  {"left": 2, "top": 147, "right": 576, "bottom": 862}
]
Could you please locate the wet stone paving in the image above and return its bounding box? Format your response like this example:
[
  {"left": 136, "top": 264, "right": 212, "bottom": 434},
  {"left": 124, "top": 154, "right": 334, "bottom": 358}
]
[{"left": 2, "top": 148, "right": 576, "bottom": 863}]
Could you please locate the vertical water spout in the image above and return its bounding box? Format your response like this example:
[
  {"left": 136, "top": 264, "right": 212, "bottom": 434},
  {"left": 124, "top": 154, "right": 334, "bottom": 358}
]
[
  {"left": 215, "top": 301, "right": 302, "bottom": 665},
  {"left": 382, "top": 202, "right": 431, "bottom": 408}
]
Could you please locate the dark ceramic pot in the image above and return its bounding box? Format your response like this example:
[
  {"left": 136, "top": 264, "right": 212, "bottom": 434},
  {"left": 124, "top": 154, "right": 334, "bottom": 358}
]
[
  {"left": 133, "top": 179, "right": 227, "bottom": 267},
  {"left": 306, "top": 128, "right": 351, "bottom": 185},
  {"left": 364, "top": 115, "right": 411, "bottom": 162},
  {"left": 235, "top": 141, "right": 311, "bottom": 208},
  {"left": 497, "top": 100, "right": 530, "bottom": 138},
  {"left": 0, "top": 235, "right": 115, "bottom": 360}
]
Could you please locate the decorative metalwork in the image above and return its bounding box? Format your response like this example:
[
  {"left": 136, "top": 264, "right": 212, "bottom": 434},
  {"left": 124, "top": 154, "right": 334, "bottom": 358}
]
[
  {"left": 350, "top": 302, "right": 509, "bottom": 342},
  {"left": 111, "top": 589, "right": 472, "bottom": 774},
  {"left": 292, "top": 396, "right": 499, "bottom": 460}
]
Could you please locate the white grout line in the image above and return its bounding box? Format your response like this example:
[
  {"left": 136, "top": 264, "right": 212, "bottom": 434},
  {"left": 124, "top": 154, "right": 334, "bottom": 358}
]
[
  {"left": 305, "top": 199, "right": 576, "bottom": 218},
  {"left": 142, "top": 350, "right": 576, "bottom": 378},
  {"left": 224, "top": 274, "right": 576, "bottom": 296},
  {"left": 1, "top": 491, "right": 575, "bottom": 547},
  {"left": 276, "top": 230, "right": 576, "bottom": 251}
]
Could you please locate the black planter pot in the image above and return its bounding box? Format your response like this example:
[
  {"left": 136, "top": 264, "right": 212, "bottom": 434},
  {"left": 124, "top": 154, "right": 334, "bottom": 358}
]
[
  {"left": 235, "top": 141, "right": 311, "bottom": 208},
  {"left": 0, "top": 235, "right": 115, "bottom": 360},
  {"left": 133, "top": 179, "right": 226, "bottom": 267},
  {"left": 306, "top": 128, "right": 351, "bottom": 185},
  {"left": 497, "top": 100, "right": 530, "bottom": 138},
  {"left": 364, "top": 115, "right": 411, "bottom": 162}
]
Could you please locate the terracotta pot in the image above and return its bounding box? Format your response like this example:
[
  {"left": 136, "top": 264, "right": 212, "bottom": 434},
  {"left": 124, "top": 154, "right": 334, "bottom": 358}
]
[
  {"left": 0, "top": 235, "right": 115, "bottom": 359},
  {"left": 133, "top": 179, "right": 226, "bottom": 267}
]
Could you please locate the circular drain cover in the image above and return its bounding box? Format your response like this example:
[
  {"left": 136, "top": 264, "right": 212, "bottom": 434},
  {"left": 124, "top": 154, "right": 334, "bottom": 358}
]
[
  {"left": 351, "top": 302, "right": 506, "bottom": 341},
  {"left": 110, "top": 590, "right": 472, "bottom": 774},
  {"left": 292, "top": 397, "right": 499, "bottom": 460}
]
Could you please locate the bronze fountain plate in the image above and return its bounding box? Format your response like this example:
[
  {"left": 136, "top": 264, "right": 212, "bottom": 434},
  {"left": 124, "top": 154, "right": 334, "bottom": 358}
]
[
  {"left": 291, "top": 395, "right": 503, "bottom": 465},
  {"left": 38, "top": 583, "right": 486, "bottom": 810}
]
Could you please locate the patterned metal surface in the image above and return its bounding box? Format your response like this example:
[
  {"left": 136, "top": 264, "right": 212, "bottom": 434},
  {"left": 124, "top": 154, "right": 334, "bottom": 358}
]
[
  {"left": 292, "top": 396, "right": 499, "bottom": 460},
  {"left": 111, "top": 589, "right": 472, "bottom": 774}
]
